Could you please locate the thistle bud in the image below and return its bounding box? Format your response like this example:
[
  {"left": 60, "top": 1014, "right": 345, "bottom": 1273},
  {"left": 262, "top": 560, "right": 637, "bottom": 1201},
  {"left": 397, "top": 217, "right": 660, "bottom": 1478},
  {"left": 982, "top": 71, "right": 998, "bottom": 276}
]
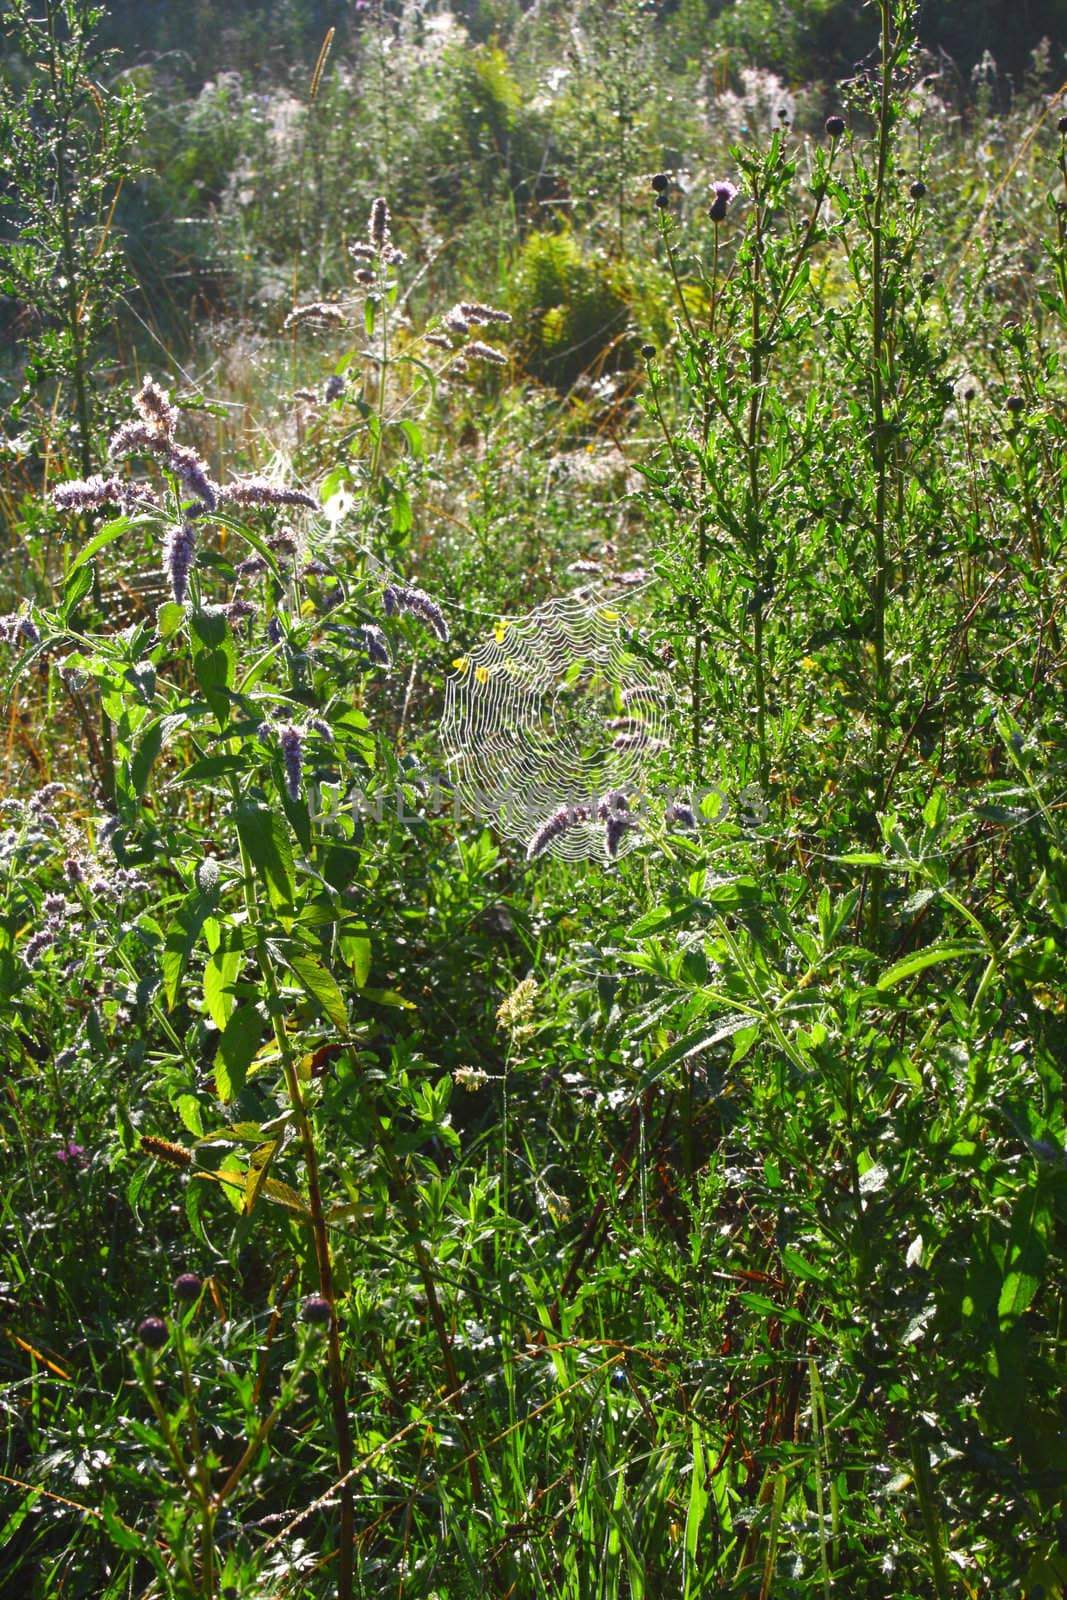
[
  {"left": 709, "top": 180, "right": 738, "bottom": 223},
  {"left": 303, "top": 1295, "right": 332, "bottom": 1326},
  {"left": 138, "top": 1316, "right": 168, "bottom": 1350}
]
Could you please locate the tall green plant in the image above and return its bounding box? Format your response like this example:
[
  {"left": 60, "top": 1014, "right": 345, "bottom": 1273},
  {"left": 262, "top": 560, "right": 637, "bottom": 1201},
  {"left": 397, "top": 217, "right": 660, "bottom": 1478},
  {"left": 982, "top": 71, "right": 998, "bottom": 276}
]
[{"left": 0, "top": 0, "right": 142, "bottom": 471}]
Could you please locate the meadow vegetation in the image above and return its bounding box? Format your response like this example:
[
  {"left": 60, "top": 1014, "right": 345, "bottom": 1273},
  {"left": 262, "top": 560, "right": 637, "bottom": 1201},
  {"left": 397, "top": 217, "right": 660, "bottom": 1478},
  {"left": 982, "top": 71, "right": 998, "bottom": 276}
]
[{"left": 1, "top": 1, "right": 1066, "bottom": 1596}]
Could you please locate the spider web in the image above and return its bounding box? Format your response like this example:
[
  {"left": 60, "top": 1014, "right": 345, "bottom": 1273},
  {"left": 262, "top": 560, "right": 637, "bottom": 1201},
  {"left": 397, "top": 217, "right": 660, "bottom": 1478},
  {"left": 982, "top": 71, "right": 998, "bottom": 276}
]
[{"left": 439, "top": 592, "right": 670, "bottom": 861}]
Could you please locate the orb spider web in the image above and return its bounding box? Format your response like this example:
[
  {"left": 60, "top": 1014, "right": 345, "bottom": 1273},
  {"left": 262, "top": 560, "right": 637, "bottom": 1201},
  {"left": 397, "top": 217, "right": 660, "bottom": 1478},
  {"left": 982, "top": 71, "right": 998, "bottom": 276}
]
[{"left": 439, "top": 592, "right": 669, "bottom": 861}]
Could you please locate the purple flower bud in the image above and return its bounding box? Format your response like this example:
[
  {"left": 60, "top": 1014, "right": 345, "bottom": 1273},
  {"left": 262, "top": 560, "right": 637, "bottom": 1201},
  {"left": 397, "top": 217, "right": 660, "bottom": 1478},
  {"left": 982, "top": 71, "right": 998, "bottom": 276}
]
[
  {"left": 605, "top": 813, "right": 633, "bottom": 858},
  {"left": 368, "top": 197, "right": 390, "bottom": 252},
  {"left": 282, "top": 302, "right": 347, "bottom": 331},
  {"left": 467, "top": 341, "right": 508, "bottom": 366},
  {"left": 163, "top": 523, "right": 196, "bottom": 605},
  {"left": 667, "top": 799, "right": 697, "bottom": 829},
  {"left": 235, "top": 555, "right": 268, "bottom": 578},
  {"left": 51, "top": 474, "right": 127, "bottom": 512},
  {"left": 173, "top": 1273, "right": 203, "bottom": 1303},
  {"left": 24, "top": 928, "right": 55, "bottom": 965},
  {"left": 457, "top": 301, "right": 511, "bottom": 325},
  {"left": 279, "top": 724, "right": 304, "bottom": 801},
  {"left": 225, "top": 599, "right": 257, "bottom": 628},
  {"left": 380, "top": 584, "right": 450, "bottom": 642},
  {"left": 359, "top": 624, "right": 391, "bottom": 666},
  {"left": 527, "top": 805, "right": 587, "bottom": 860},
  {"left": 133, "top": 375, "right": 178, "bottom": 440},
  {"left": 223, "top": 477, "right": 317, "bottom": 511},
  {"left": 162, "top": 443, "right": 218, "bottom": 511}
]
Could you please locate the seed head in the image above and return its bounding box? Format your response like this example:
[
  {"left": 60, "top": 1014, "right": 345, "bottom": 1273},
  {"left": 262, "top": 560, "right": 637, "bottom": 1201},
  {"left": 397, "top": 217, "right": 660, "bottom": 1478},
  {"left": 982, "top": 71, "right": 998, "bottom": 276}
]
[
  {"left": 1005, "top": 394, "right": 1026, "bottom": 414},
  {"left": 1058, "top": 115, "right": 1067, "bottom": 134},
  {"left": 909, "top": 179, "right": 927, "bottom": 200},
  {"left": 197, "top": 857, "right": 220, "bottom": 894},
  {"left": 140, "top": 1135, "right": 194, "bottom": 1168},
  {"left": 173, "top": 1273, "right": 203, "bottom": 1303},
  {"left": 650, "top": 172, "right": 669, "bottom": 193},
  {"left": 825, "top": 114, "right": 845, "bottom": 137}
]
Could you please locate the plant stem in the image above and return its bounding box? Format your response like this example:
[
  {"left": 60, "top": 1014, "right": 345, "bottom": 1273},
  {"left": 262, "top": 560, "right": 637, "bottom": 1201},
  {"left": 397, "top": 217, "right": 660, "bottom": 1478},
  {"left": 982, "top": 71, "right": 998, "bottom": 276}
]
[{"left": 257, "top": 935, "right": 355, "bottom": 1600}]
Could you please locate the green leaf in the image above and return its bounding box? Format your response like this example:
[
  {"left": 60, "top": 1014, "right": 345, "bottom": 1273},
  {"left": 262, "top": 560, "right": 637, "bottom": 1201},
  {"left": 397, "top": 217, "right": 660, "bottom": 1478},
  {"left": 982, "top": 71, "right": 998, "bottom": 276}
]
[
  {"left": 360, "top": 987, "right": 415, "bottom": 1009},
  {"left": 197, "top": 1165, "right": 309, "bottom": 1217},
  {"left": 156, "top": 601, "right": 186, "bottom": 640},
  {"left": 347, "top": 934, "right": 371, "bottom": 988},
  {"left": 204, "top": 941, "right": 241, "bottom": 1030},
  {"left": 644, "top": 1014, "right": 755, "bottom": 1085},
  {"left": 235, "top": 800, "right": 294, "bottom": 913},
  {"left": 176, "top": 1094, "right": 203, "bottom": 1138},
  {"left": 685, "top": 1421, "right": 710, "bottom": 1575},
  {"left": 61, "top": 558, "right": 94, "bottom": 618},
  {"left": 214, "top": 1005, "right": 265, "bottom": 1101},
  {"left": 288, "top": 951, "right": 348, "bottom": 1029},
  {"left": 243, "top": 1139, "right": 279, "bottom": 1216},
  {"left": 876, "top": 942, "right": 982, "bottom": 990},
  {"left": 129, "top": 717, "right": 164, "bottom": 798},
  {"left": 162, "top": 891, "right": 213, "bottom": 1010},
  {"left": 67, "top": 515, "right": 131, "bottom": 574},
  {"left": 998, "top": 1188, "right": 1050, "bottom": 1327}
]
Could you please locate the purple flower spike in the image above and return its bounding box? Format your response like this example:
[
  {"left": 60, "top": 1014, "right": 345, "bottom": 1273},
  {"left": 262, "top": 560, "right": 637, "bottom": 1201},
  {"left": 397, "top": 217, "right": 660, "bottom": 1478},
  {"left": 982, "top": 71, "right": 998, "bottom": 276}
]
[
  {"left": 278, "top": 724, "right": 304, "bottom": 801},
  {"left": 163, "top": 524, "right": 196, "bottom": 605}
]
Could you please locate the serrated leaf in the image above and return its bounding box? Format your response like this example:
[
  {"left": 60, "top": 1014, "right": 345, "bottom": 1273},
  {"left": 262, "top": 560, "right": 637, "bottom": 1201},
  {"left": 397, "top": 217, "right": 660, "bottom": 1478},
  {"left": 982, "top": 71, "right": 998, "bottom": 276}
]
[
  {"left": 214, "top": 1004, "right": 265, "bottom": 1101},
  {"left": 243, "top": 1140, "right": 278, "bottom": 1216},
  {"left": 196, "top": 1165, "right": 309, "bottom": 1217},
  {"left": 235, "top": 800, "right": 294, "bottom": 913},
  {"left": 204, "top": 942, "right": 241, "bottom": 1030},
  {"left": 67, "top": 515, "right": 131, "bottom": 574},
  {"left": 156, "top": 601, "right": 186, "bottom": 640},
  {"left": 288, "top": 951, "right": 348, "bottom": 1029}
]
